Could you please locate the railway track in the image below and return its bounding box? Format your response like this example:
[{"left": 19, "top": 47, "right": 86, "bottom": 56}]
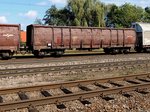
[
  {"left": 0, "top": 60, "right": 149, "bottom": 77},
  {"left": 0, "top": 73, "right": 149, "bottom": 111},
  {"left": 0, "top": 52, "right": 150, "bottom": 65}
]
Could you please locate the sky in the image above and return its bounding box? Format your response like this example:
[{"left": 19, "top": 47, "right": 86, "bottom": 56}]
[{"left": 0, "top": 0, "right": 149, "bottom": 30}]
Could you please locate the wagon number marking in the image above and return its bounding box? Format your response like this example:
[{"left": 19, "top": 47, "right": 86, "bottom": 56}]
[{"left": 3, "top": 34, "right": 14, "bottom": 38}]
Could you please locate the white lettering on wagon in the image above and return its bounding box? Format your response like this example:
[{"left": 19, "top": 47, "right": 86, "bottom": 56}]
[{"left": 2, "top": 34, "right": 14, "bottom": 38}]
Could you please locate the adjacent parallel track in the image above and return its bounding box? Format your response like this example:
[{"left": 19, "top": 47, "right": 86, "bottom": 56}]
[{"left": 0, "top": 60, "right": 149, "bottom": 77}]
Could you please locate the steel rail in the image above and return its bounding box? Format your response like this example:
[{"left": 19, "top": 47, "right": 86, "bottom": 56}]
[
  {"left": 0, "top": 83, "right": 149, "bottom": 111},
  {"left": 0, "top": 73, "right": 149, "bottom": 95}
]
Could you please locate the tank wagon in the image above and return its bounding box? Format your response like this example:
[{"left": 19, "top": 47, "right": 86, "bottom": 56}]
[
  {"left": 26, "top": 25, "right": 136, "bottom": 56},
  {"left": 0, "top": 24, "right": 20, "bottom": 59}
]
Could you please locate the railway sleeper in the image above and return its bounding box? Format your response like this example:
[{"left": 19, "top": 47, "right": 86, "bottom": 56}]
[
  {"left": 56, "top": 103, "right": 66, "bottom": 110},
  {"left": 94, "top": 83, "right": 109, "bottom": 89},
  {"left": 109, "top": 81, "right": 124, "bottom": 87},
  {"left": 136, "top": 90, "right": 149, "bottom": 95},
  {"left": 41, "top": 90, "right": 52, "bottom": 97},
  {"left": 125, "top": 80, "right": 141, "bottom": 84},
  {"left": 0, "top": 96, "right": 3, "bottom": 103},
  {"left": 135, "top": 88, "right": 149, "bottom": 95},
  {"left": 60, "top": 87, "right": 73, "bottom": 94},
  {"left": 137, "top": 78, "right": 150, "bottom": 83},
  {"left": 79, "top": 99, "right": 91, "bottom": 105},
  {"left": 18, "top": 92, "right": 29, "bottom": 100},
  {"left": 78, "top": 85, "right": 92, "bottom": 91},
  {"left": 28, "top": 105, "right": 39, "bottom": 112},
  {"left": 122, "top": 93, "right": 133, "bottom": 98},
  {"left": 101, "top": 96, "right": 114, "bottom": 101}
]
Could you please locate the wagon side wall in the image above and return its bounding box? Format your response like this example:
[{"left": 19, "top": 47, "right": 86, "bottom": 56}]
[
  {"left": 0, "top": 24, "right": 20, "bottom": 52},
  {"left": 27, "top": 25, "right": 136, "bottom": 52}
]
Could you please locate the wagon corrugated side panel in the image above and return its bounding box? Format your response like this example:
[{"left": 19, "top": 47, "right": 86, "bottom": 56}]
[
  {"left": 92, "top": 28, "right": 101, "bottom": 48},
  {"left": 123, "top": 29, "right": 136, "bottom": 47},
  {"left": 27, "top": 25, "right": 53, "bottom": 51},
  {"left": 101, "top": 28, "right": 136, "bottom": 48},
  {"left": 0, "top": 24, "right": 20, "bottom": 51},
  {"left": 117, "top": 30, "right": 124, "bottom": 46},
  {"left": 62, "top": 28, "right": 70, "bottom": 48},
  {"left": 101, "top": 29, "right": 111, "bottom": 47},
  {"left": 111, "top": 29, "right": 118, "bottom": 46},
  {"left": 70, "top": 28, "right": 82, "bottom": 49},
  {"left": 81, "top": 28, "right": 92, "bottom": 48}
]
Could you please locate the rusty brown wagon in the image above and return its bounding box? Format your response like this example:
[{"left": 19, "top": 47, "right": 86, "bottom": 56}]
[
  {"left": 27, "top": 25, "right": 136, "bottom": 56},
  {"left": 0, "top": 24, "right": 20, "bottom": 59}
]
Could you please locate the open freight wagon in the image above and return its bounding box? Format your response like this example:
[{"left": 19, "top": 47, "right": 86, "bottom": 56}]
[
  {"left": 0, "top": 24, "right": 20, "bottom": 59},
  {"left": 27, "top": 25, "right": 136, "bottom": 57}
]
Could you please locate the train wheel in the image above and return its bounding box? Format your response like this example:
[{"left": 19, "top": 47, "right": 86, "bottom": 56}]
[
  {"left": 136, "top": 49, "right": 142, "bottom": 53},
  {"left": 52, "top": 50, "right": 64, "bottom": 57},
  {"left": 111, "top": 49, "right": 118, "bottom": 55},
  {"left": 123, "top": 49, "right": 129, "bottom": 54},
  {"left": 55, "top": 51, "right": 64, "bottom": 57},
  {"left": 33, "top": 51, "right": 44, "bottom": 57},
  {"left": 1, "top": 53, "right": 10, "bottom": 60},
  {"left": 104, "top": 49, "right": 110, "bottom": 54},
  {"left": 33, "top": 51, "right": 39, "bottom": 57},
  {"left": 119, "top": 49, "right": 123, "bottom": 54},
  {"left": 146, "top": 49, "right": 150, "bottom": 53}
]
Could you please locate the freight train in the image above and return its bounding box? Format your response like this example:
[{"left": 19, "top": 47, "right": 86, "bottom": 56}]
[{"left": 0, "top": 22, "right": 150, "bottom": 59}]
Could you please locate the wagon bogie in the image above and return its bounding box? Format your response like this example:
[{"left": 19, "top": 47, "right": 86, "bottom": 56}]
[
  {"left": 0, "top": 50, "right": 14, "bottom": 59},
  {"left": 104, "top": 47, "right": 131, "bottom": 55},
  {"left": 51, "top": 50, "right": 65, "bottom": 57},
  {"left": 32, "top": 49, "right": 65, "bottom": 57}
]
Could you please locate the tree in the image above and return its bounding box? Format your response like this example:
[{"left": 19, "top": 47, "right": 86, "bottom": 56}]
[
  {"left": 143, "top": 7, "right": 150, "bottom": 22},
  {"left": 43, "top": 0, "right": 105, "bottom": 27},
  {"left": 43, "top": 5, "right": 73, "bottom": 26},
  {"left": 105, "top": 4, "right": 119, "bottom": 27},
  {"left": 106, "top": 3, "right": 144, "bottom": 28},
  {"left": 67, "top": 0, "right": 105, "bottom": 27},
  {"left": 67, "top": 0, "right": 85, "bottom": 26},
  {"left": 43, "top": 5, "right": 59, "bottom": 25}
]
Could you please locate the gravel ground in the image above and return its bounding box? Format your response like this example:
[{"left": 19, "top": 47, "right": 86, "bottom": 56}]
[
  {"left": 1, "top": 54, "right": 150, "bottom": 112},
  {"left": 2, "top": 78, "right": 150, "bottom": 112},
  {"left": 0, "top": 64, "right": 149, "bottom": 89},
  {"left": 7, "top": 90, "right": 148, "bottom": 112}
]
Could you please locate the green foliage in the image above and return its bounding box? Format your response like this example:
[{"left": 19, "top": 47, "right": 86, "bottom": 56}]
[
  {"left": 68, "top": 0, "right": 85, "bottom": 26},
  {"left": 44, "top": 5, "right": 58, "bottom": 25},
  {"left": 68, "top": 0, "right": 105, "bottom": 27},
  {"left": 44, "top": 5, "right": 73, "bottom": 26},
  {"left": 43, "top": 0, "right": 105, "bottom": 27},
  {"left": 106, "top": 3, "right": 144, "bottom": 28},
  {"left": 43, "top": 2, "right": 150, "bottom": 28},
  {"left": 143, "top": 7, "right": 150, "bottom": 22}
]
